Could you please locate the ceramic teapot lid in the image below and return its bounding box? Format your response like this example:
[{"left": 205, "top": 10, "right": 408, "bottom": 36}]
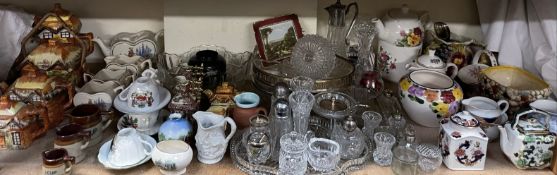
[
  {"left": 387, "top": 4, "right": 419, "bottom": 20},
  {"left": 417, "top": 50, "right": 445, "bottom": 69},
  {"left": 385, "top": 4, "right": 422, "bottom": 28},
  {"left": 517, "top": 118, "right": 549, "bottom": 135},
  {"left": 450, "top": 111, "right": 480, "bottom": 128}
]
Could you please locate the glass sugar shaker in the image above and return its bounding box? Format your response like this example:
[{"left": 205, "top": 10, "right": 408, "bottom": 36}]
[
  {"left": 245, "top": 115, "right": 272, "bottom": 164},
  {"left": 391, "top": 125, "right": 418, "bottom": 175},
  {"left": 270, "top": 98, "right": 293, "bottom": 161},
  {"left": 389, "top": 112, "right": 407, "bottom": 143},
  {"left": 331, "top": 115, "right": 365, "bottom": 160}
]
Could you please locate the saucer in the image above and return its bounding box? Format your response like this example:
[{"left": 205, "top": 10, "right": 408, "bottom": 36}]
[
  {"left": 114, "top": 86, "right": 171, "bottom": 114},
  {"left": 97, "top": 132, "right": 156, "bottom": 169},
  {"left": 117, "top": 113, "right": 164, "bottom": 136}
]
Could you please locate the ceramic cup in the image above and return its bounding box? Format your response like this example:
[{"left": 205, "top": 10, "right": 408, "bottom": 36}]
[
  {"left": 127, "top": 110, "right": 159, "bottom": 132},
  {"left": 232, "top": 92, "right": 267, "bottom": 129},
  {"left": 42, "top": 148, "right": 75, "bottom": 175},
  {"left": 68, "top": 104, "right": 112, "bottom": 145},
  {"left": 152, "top": 140, "right": 194, "bottom": 175},
  {"left": 109, "top": 128, "right": 153, "bottom": 167},
  {"left": 462, "top": 96, "right": 509, "bottom": 123},
  {"left": 55, "top": 123, "right": 91, "bottom": 163},
  {"left": 118, "top": 69, "right": 160, "bottom": 112}
]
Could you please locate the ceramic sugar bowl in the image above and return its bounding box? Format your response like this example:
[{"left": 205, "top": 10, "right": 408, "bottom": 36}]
[
  {"left": 499, "top": 109, "right": 555, "bottom": 169},
  {"left": 406, "top": 50, "right": 459, "bottom": 78},
  {"left": 152, "top": 140, "right": 194, "bottom": 175},
  {"left": 399, "top": 70, "right": 463, "bottom": 127},
  {"left": 440, "top": 111, "right": 488, "bottom": 170}
]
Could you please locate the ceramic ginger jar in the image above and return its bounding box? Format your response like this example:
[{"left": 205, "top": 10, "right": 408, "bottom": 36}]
[
  {"left": 440, "top": 111, "right": 488, "bottom": 170},
  {"left": 399, "top": 70, "right": 463, "bottom": 127}
]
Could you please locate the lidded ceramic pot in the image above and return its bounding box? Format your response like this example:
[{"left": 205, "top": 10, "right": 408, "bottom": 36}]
[
  {"left": 440, "top": 111, "right": 488, "bottom": 170},
  {"left": 406, "top": 50, "right": 458, "bottom": 78}
]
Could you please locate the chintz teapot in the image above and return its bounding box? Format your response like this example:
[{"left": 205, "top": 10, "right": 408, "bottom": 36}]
[
  {"left": 406, "top": 50, "right": 458, "bottom": 78},
  {"left": 374, "top": 4, "right": 428, "bottom": 82},
  {"left": 499, "top": 109, "right": 556, "bottom": 169}
]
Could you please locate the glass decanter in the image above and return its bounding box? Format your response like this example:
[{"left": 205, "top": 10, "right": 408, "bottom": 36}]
[
  {"left": 373, "top": 132, "right": 396, "bottom": 166},
  {"left": 289, "top": 91, "right": 315, "bottom": 134},
  {"left": 391, "top": 125, "right": 418, "bottom": 175},
  {"left": 270, "top": 98, "right": 293, "bottom": 161},
  {"left": 361, "top": 111, "right": 382, "bottom": 151},
  {"left": 331, "top": 115, "right": 365, "bottom": 160},
  {"left": 325, "top": 0, "right": 358, "bottom": 57},
  {"left": 245, "top": 115, "right": 272, "bottom": 164}
]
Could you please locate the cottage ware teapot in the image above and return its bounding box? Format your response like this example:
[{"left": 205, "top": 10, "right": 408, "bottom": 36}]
[
  {"left": 440, "top": 111, "right": 488, "bottom": 170},
  {"left": 406, "top": 50, "right": 458, "bottom": 78},
  {"left": 374, "top": 4, "right": 428, "bottom": 82},
  {"left": 498, "top": 109, "right": 556, "bottom": 169},
  {"left": 193, "top": 111, "right": 237, "bottom": 164}
]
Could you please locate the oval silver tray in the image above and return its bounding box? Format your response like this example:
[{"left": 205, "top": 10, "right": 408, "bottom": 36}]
[
  {"left": 230, "top": 129, "right": 370, "bottom": 175},
  {"left": 252, "top": 56, "right": 354, "bottom": 94}
]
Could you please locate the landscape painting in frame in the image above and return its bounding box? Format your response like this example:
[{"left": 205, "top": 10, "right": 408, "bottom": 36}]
[{"left": 253, "top": 14, "right": 303, "bottom": 63}]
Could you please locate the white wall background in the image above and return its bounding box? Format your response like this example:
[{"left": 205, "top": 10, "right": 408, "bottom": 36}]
[{"left": 1, "top": 0, "right": 481, "bottom": 60}]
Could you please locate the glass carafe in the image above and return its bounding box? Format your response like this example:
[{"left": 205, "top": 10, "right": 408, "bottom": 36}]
[
  {"left": 325, "top": 0, "right": 358, "bottom": 56},
  {"left": 373, "top": 132, "right": 396, "bottom": 166}
]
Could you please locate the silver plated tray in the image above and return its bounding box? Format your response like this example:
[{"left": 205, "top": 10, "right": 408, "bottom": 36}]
[{"left": 230, "top": 129, "right": 370, "bottom": 175}]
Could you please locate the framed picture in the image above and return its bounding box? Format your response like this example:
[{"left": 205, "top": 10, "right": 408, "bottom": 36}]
[{"left": 253, "top": 14, "right": 303, "bottom": 62}]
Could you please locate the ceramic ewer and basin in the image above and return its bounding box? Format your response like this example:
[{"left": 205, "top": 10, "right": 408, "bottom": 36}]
[{"left": 399, "top": 70, "right": 463, "bottom": 127}]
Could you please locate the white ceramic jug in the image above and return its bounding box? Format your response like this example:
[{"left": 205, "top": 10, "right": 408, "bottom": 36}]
[{"left": 193, "top": 111, "right": 237, "bottom": 164}]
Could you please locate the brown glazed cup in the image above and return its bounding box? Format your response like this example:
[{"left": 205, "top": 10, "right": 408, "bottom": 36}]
[
  {"left": 55, "top": 123, "right": 91, "bottom": 163},
  {"left": 232, "top": 107, "right": 267, "bottom": 129},
  {"left": 68, "top": 104, "right": 101, "bottom": 128},
  {"left": 42, "top": 148, "right": 75, "bottom": 175}
]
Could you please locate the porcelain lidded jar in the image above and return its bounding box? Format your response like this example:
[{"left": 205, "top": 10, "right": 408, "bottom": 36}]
[
  {"left": 158, "top": 113, "right": 193, "bottom": 143},
  {"left": 399, "top": 70, "right": 463, "bottom": 127},
  {"left": 439, "top": 111, "right": 488, "bottom": 170},
  {"left": 374, "top": 4, "right": 428, "bottom": 83}
]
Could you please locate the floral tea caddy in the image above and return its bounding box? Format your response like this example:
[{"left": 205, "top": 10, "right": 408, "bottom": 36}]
[
  {"left": 440, "top": 111, "right": 488, "bottom": 170},
  {"left": 499, "top": 109, "right": 555, "bottom": 169}
]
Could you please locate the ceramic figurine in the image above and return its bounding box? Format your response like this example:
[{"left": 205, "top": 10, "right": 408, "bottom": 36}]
[
  {"left": 406, "top": 50, "right": 459, "bottom": 78},
  {"left": 399, "top": 70, "right": 463, "bottom": 127},
  {"left": 374, "top": 4, "right": 428, "bottom": 82},
  {"left": 440, "top": 111, "right": 488, "bottom": 170},
  {"left": 193, "top": 111, "right": 237, "bottom": 164},
  {"left": 158, "top": 113, "right": 193, "bottom": 144},
  {"left": 0, "top": 96, "right": 48, "bottom": 150},
  {"left": 94, "top": 30, "right": 162, "bottom": 59},
  {"left": 499, "top": 109, "right": 556, "bottom": 169}
]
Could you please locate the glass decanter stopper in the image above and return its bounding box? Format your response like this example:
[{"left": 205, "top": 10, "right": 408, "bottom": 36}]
[
  {"left": 331, "top": 115, "right": 365, "bottom": 160},
  {"left": 391, "top": 125, "right": 418, "bottom": 175}
]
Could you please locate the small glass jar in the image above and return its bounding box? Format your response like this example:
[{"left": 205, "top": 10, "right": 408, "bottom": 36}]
[
  {"left": 415, "top": 144, "right": 442, "bottom": 173},
  {"left": 245, "top": 115, "right": 271, "bottom": 164},
  {"left": 279, "top": 131, "right": 308, "bottom": 175},
  {"left": 373, "top": 132, "right": 396, "bottom": 166},
  {"left": 307, "top": 138, "right": 341, "bottom": 172}
]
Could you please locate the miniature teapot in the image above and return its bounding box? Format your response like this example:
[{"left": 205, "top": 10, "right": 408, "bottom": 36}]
[
  {"left": 498, "top": 109, "right": 556, "bottom": 169},
  {"left": 406, "top": 50, "right": 459, "bottom": 78}
]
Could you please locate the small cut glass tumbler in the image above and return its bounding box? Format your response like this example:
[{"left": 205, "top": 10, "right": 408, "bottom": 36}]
[
  {"left": 373, "top": 132, "right": 396, "bottom": 166},
  {"left": 307, "top": 138, "right": 340, "bottom": 172}
]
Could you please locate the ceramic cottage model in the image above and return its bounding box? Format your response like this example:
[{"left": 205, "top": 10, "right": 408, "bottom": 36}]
[
  {"left": 0, "top": 97, "right": 48, "bottom": 150},
  {"left": 440, "top": 111, "right": 488, "bottom": 170},
  {"left": 499, "top": 109, "right": 556, "bottom": 169}
]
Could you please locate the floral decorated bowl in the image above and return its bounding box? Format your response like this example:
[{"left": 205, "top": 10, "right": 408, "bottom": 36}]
[
  {"left": 399, "top": 70, "right": 463, "bottom": 127},
  {"left": 480, "top": 66, "right": 552, "bottom": 115}
]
